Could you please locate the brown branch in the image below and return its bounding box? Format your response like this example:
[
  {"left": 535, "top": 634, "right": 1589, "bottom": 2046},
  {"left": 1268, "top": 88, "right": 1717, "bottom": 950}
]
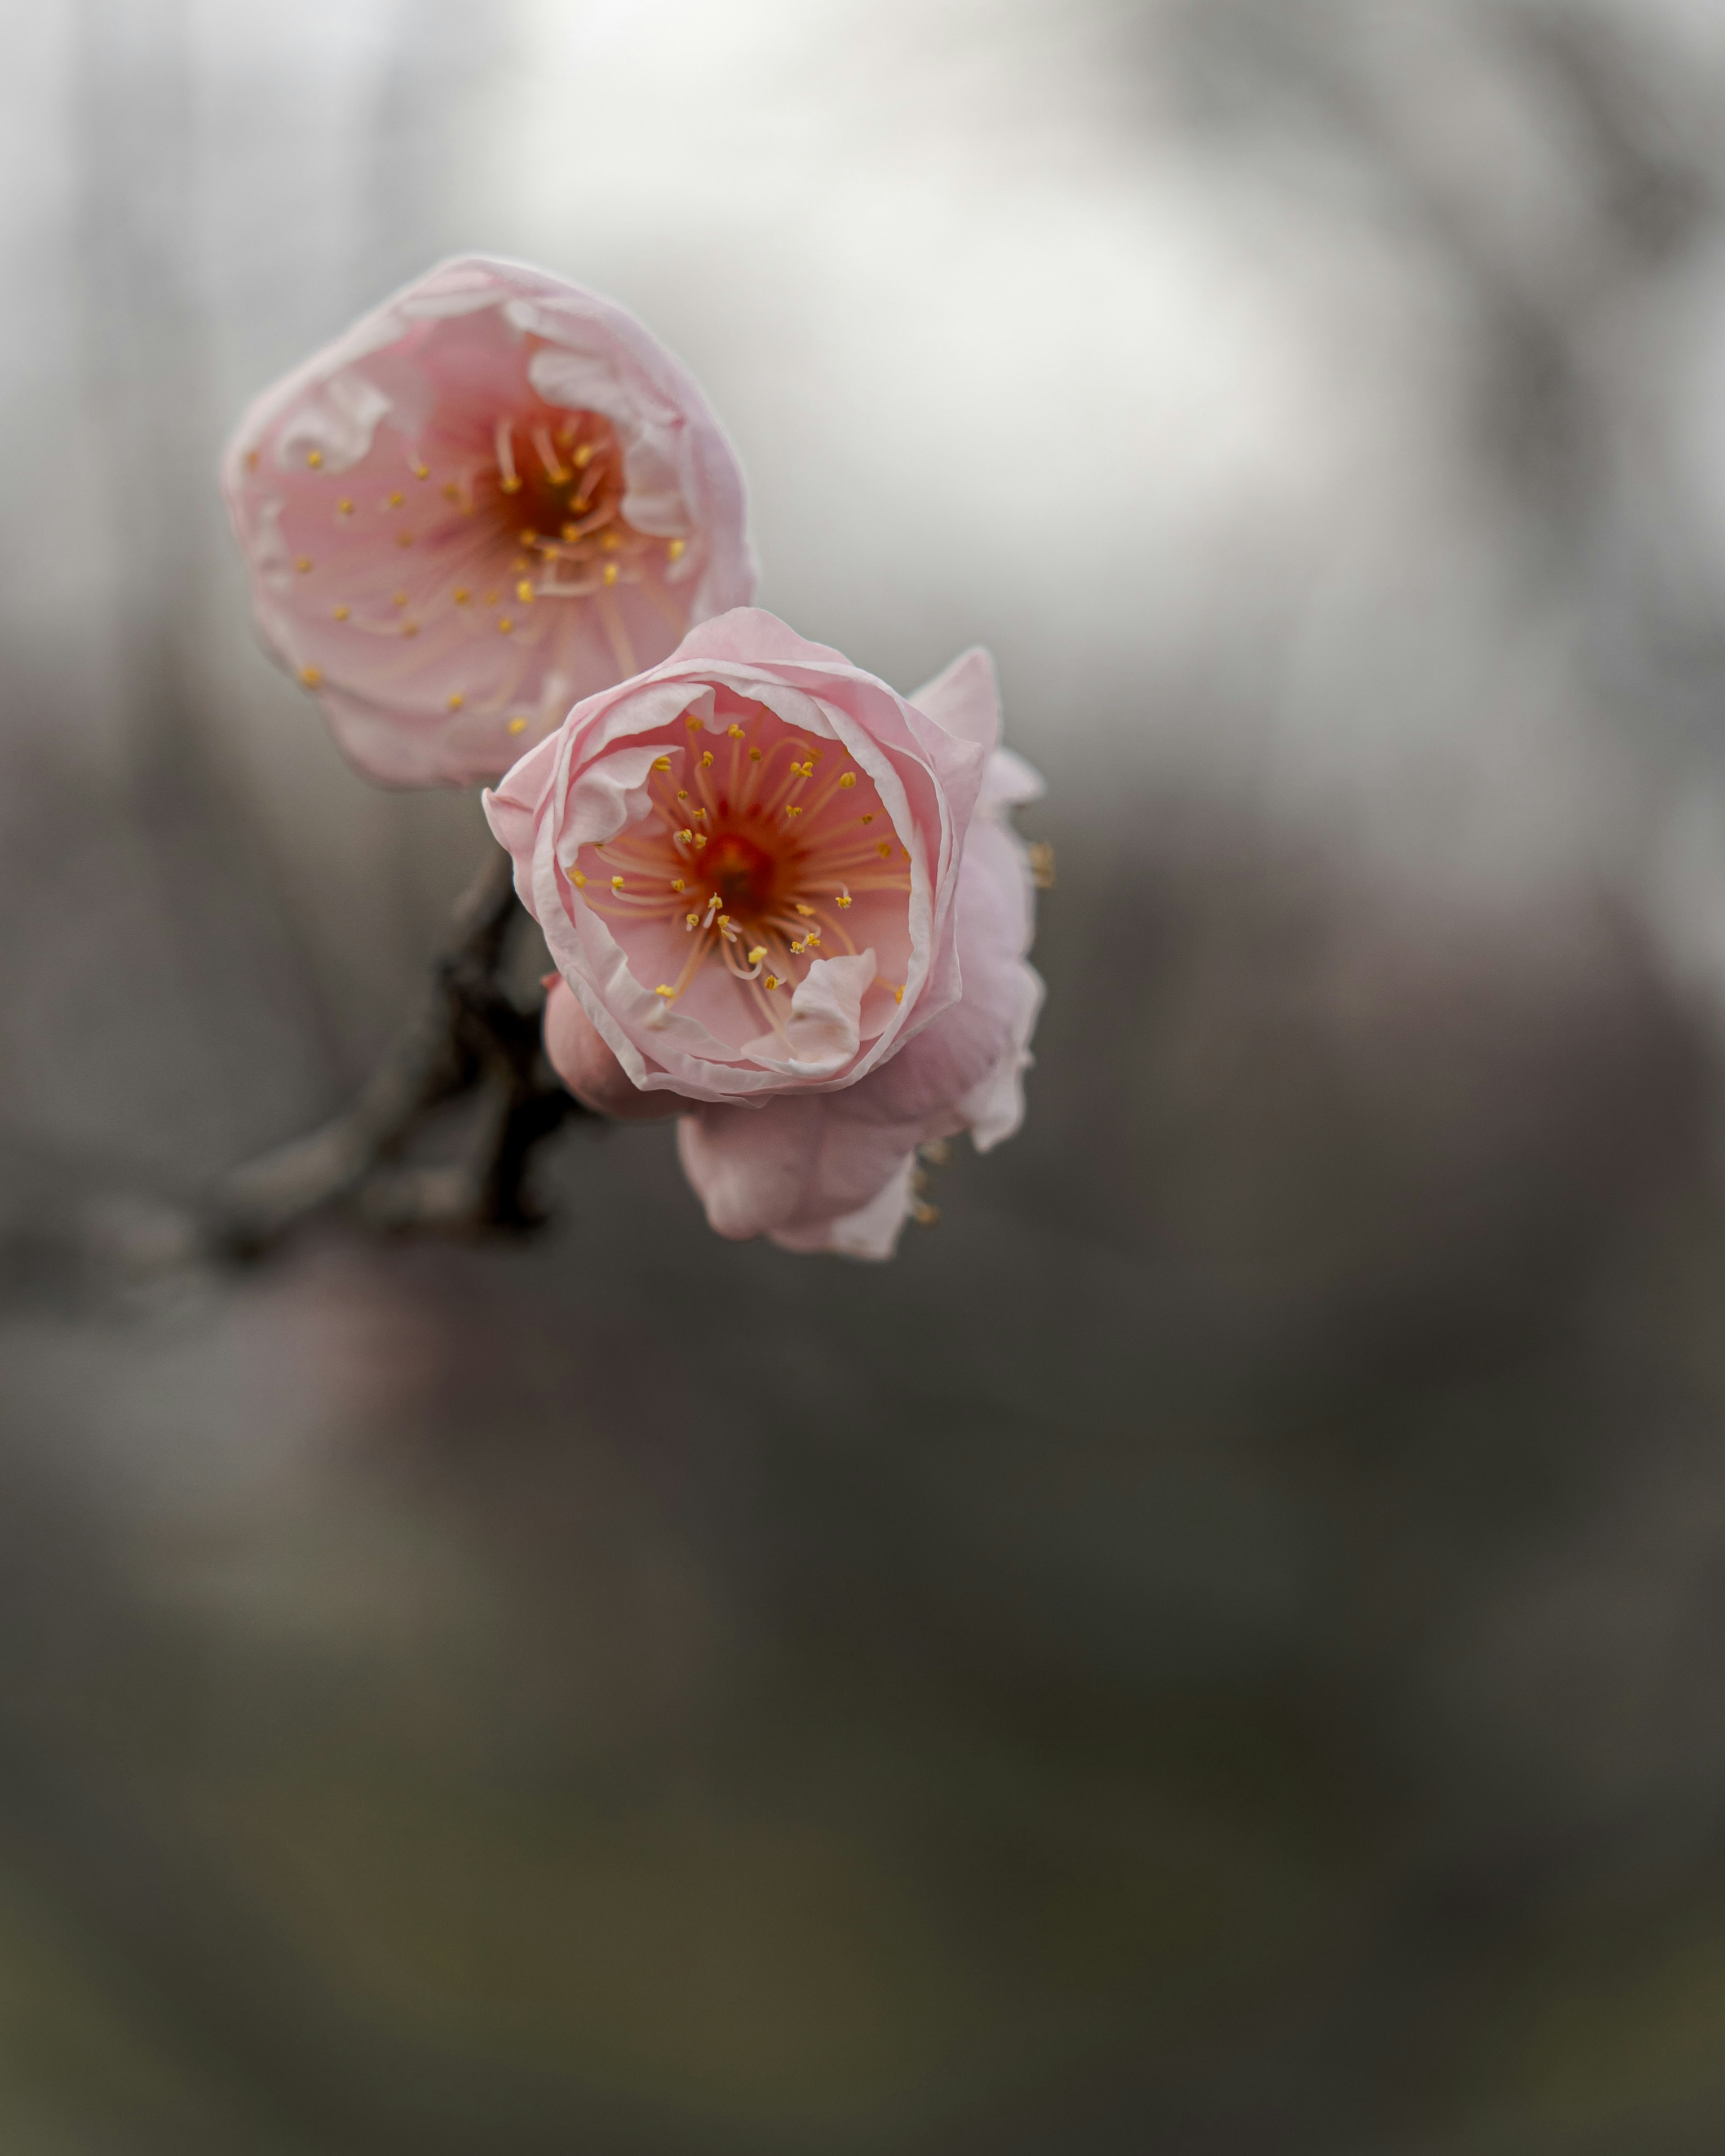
[{"left": 211, "top": 849, "right": 588, "bottom": 1258}]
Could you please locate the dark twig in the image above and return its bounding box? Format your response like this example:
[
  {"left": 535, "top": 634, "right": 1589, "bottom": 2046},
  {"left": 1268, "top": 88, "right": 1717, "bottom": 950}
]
[{"left": 212, "top": 849, "right": 588, "bottom": 1258}]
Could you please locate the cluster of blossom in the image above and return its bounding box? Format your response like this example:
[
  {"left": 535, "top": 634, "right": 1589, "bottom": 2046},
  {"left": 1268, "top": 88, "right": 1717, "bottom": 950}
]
[{"left": 224, "top": 257, "right": 1043, "bottom": 1259}]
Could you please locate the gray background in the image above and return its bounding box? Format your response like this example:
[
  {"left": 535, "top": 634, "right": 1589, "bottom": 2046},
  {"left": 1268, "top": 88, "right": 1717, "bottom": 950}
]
[{"left": 4, "top": 0, "right": 1725, "bottom": 2148}]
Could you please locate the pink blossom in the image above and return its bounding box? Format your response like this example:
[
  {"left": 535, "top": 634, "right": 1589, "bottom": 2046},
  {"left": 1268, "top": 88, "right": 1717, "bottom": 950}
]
[
  {"left": 485, "top": 608, "right": 1044, "bottom": 1258},
  {"left": 222, "top": 256, "right": 753, "bottom": 788}
]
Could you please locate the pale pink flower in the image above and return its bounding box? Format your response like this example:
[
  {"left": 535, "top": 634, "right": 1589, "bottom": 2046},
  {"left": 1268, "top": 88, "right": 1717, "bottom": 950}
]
[
  {"left": 222, "top": 256, "right": 752, "bottom": 787},
  {"left": 485, "top": 608, "right": 1044, "bottom": 1259}
]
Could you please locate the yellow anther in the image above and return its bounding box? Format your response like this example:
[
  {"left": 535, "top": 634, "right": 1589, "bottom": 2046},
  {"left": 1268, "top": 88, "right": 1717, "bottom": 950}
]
[
  {"left": 893, "top": 985, "right": 906, "bottom": 1003},
  {"left": 447, "top": 692, "right": 464, "bottom": 711},
  {"left": 806, "top": 931, "right": 821, "bottom": 945},
  {"left": 243, "top": 448, "right": 259, "bottom": 471},
  {"left": 332, "top": 604, "right": 349, "bottom": 621},
  {"left": 836, "top": 894, "right": 852, "bottom": 909},
  {"left": 687, "top": 716, "right": 702, "bottom": 731},
  {"left": 601, "top": 530, "right": 620, "bottom": 552},
  {"left": 499, "top": 475, "right": 522, "bottom": 494},
  {"left": 671, "top": 878, "right": 686, "bottom": 892},
  {"left": 790, "top": 940, "right": 805, "bottom": 955},
  {"left": 602, "top": 562, "right": 619, "bottom": 586},
  {"left": 306, "top": 448, "right": 323, "bottom": 469},
  {"left": 749, "top": 747, "right": 763, "bottom": 761},
  {"left": 387, "top": 490, "right": 403, "bottom": 508},
  {"left": 443, "top": 482, "right": 461, "bottom": 502},
  {"left": 677, "top": 789, "right": 688, "bottom": 801},
  {"left": 516, "top": 579, "right": 535, "bottom": 604},
  {"left": 401, "top": 622, "right": 418, "bottom": 638},
  {"left": 701, "top": 751, "right": 714, "bottom": 768},
  {"left": 838, "top": 773, "right": 857, "bottom": 789},
  {"left": 299, "top": 665, "right": 323, "bottom": 688},
  {"left": 877, "top": 840, "right": 892, "bottom": 858},
  {"left": 728, "top": 724, "right": 745, "bottom": 738},
  {"left": 518, "top": 537, "right": 535, "bottom": 553},
  {"left": 337, "top": 498, "right": 354, "bottom": 516},
  {"left": 508, "top": 717, "right": 528, "bottom": 735},
  {"left": 764, "top": 975, "right": 779, "bottom": 991},
  {"left": 411, "top": 461, "right": 429, "bottom": 480},
  {"left": 498, "top": 617, "right": 514, "bottom": 634},
  {"left": 678, "top": 828, "right": 693, "bottom": 844},
  {"left": 692, "top": 833, "right": 707, "bottom": 850},
  {"left": 453, "top": 587, "right": 471, "bottom": 605},
  {"left": 569, "top": 866, "right": 585, "bottom": 885},
  {"left": 295, "top": 556, "right": 313, "bottom": 573},
  {"left": 692, "top": 807, "right": 706, "bottom": 821},
  {"left": 655, "top": 985, "right": 675, "bottom": 999},
  {"left": 686, "top": 911, "right": 699, "bottom": 929},
  {"left": 611, "top": 875, "right": 625, "bottom": 891},
  {"left": 786, "top": 804, "right": 802, "bottom": 817},
  {"left": 861, "top": 813, "right": 875, "bottom": 824},
  {"left": 392, "top": 591, "right": 409, "bottom": 607},
  {"left": 748, "top": 946, "right": 766, "bottom": 965},
  {"left": 667, "top": 538, "right": 686, "bottom": 560},
  {"left": 718, "top": 914, "right": 733, "bottom": 928},
  {"left": 561, "top": 523, "right": 580, "bottom": 543},
  {"left": 795, "top": 904, "right": 815, "bottom": 915},
  {"left": 573, "top": 442, "right": 595, "bottom": 469},
  {"left": 654, "top": 756, "right": 672, "bottom": 772},
  {"left": 396, "top": 530, "right": 414, "bottom": 548}
]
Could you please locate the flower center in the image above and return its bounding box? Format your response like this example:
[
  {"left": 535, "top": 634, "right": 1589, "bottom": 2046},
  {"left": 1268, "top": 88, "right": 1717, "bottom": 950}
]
[
  {"left": 565, "top": 702, "right": 915, "bottom": 1048},
  {"left": 703, "top": 829, "right": 779, "bottom": 915}
]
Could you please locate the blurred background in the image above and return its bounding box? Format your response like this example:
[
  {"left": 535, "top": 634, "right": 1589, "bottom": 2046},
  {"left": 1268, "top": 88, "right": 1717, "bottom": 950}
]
[{"left": 5, "top": 0, "right": 1725, "bottom": 2148}]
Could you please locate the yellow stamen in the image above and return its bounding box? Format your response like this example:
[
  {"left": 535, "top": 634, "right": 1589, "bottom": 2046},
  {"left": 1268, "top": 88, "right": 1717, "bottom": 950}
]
[
  {"left": 498, "top": 617, "right": 514, "bottom": 634},
  {"left": 453, "top": 587, "right": 471, "bottom": 605},
  {"left": 764, "top": 975, "right": 779, "bottom": 991},
  {"left": 392, "top": 591, "right": 408, "bottom": 608},
  {"left": 893, "top": 985, "right": 906, "bottom": 1003},
  {"left": 332, "top": 604, "right": 349, "bottom": 621},
  {"left": 295, "top": 556, "right": 313, "bottom": 572},
  {"left": 516, "top": 579, "right": 535, "bottom": 604},
  {"left": 687, "top": 716, "right": 702, "bottom": 731},
  {"left": 667, "top": 538, "right": 685, "bottom": 560},
  {"left": 861, "top": 813, "right": 875, "bottom": 824},
  {"left": 447, "top": 692, "right": 464, "bottom": 711},
  {"left": 573, "top": 442, "right": 595, "bottom": 469},
  {"left": 686, "top": 911, "right": 699, "bottom": 929},
  {"left": 508, "top": 717, "right": 528, "bottom": 735},
  {"left": 654, "top": 756, "right": 672, "bottom": 772},
  {"left": 602, "top": 562, "right": 619, "bottom": 586},
  {"left": 748, "top": 946, "right": 766, "bottom": 965},
  {"left": 411, "top": 461, "right": 429, "bottom": 480},
  {"left": 728, "top": 723, "right": 745, "bottom": 738},
  {"left": 672, "top": 878, "right": 686, "bottom": 892},
  {"left": 701, "top": 751, "right": 714, "bottom": 768},
  {"left": 655, "top": 985, "right": 675, "bottom": 999},
  {"left": 387, "top": 490, "right": 403, "bottom": 508},
  {"left": 306, "top": 448, "right": 323, "bottom": 469},
  {"left": 569, "top": 867, "right": 585, "bottom": 886},
  {"left": 839, "top": 773, "right": 857, "bottom": 789},
  {"left": 299, "top": 665, "right": 322, "bottom": 687},
  {"left": 337, "top": 498, "right": 354, "bottom": 516},
  {"left": 749, "top": 747, "right": 763, "bottom": 761},
  {"left": 877, "top": 840, "right": 892, "bottom": 858},
  {"left": 611, "top": 875, "right": 625, "bottom": 891}
]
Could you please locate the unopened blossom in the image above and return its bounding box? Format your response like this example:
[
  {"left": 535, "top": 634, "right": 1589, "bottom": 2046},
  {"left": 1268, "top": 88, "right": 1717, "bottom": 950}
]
[
  {"left": 484, "top": 608, "right": 1043, "bottom": 1259},
  {"left": 223, "top": 256, "right": 752, "bottom": 787}
]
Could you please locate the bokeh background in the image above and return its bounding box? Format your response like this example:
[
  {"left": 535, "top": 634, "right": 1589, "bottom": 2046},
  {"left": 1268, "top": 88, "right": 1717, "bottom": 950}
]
[{"left": 4, "top": 0, "right": 1725, "bottom": 2148}]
